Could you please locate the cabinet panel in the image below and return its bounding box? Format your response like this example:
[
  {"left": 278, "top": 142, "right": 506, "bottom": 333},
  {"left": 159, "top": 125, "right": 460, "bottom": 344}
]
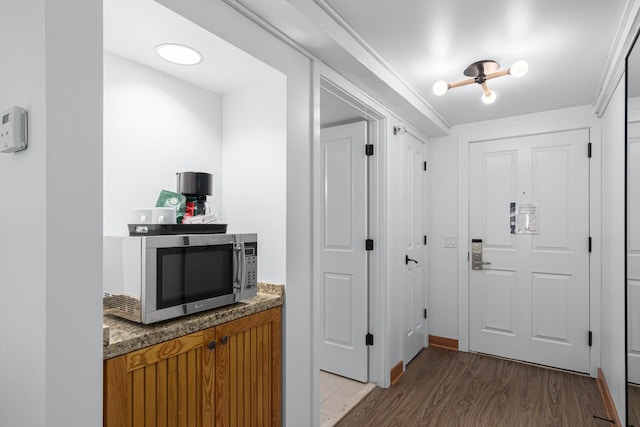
[
  {"left": 104, "top": 331, "right": 207, "bottom": 427},
  {"left": 203, "top": 328, "right": 216, "bottom": 427},
  {"left": 215, "top": 307, "right": 281, "bottom": 427}
]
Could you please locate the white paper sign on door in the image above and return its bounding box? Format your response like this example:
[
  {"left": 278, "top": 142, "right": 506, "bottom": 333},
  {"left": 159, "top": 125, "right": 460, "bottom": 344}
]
[{"left": 510, "top": 202, "right": 539, "bottom": 234}]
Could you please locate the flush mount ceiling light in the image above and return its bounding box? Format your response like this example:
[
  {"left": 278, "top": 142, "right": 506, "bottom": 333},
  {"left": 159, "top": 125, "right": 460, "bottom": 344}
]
[
  {"left": 156, "top": 43, "right": 203, "bottom": 65},
  {"left": 433, "top": 59, "right": 528, "bottom": 104}
]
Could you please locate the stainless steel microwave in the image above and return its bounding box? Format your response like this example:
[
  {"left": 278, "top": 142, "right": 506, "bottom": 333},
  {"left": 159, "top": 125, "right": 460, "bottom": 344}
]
[{"left": 103, "top": 233, "right": 257, "bottom": 324}]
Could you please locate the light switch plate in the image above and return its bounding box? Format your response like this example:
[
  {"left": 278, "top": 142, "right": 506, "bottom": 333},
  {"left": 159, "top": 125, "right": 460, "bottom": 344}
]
[{"left": 444, "top": 235, "right": 457, "bottom": 248}]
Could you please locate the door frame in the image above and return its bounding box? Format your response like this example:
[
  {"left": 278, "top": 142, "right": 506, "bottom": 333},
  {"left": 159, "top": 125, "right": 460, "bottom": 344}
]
[
  {"left": 313, "top": 66, "right": 388, "bottom": 388},
  {"left": 456, "top": 109, "right": 602, "bottom": 377}
]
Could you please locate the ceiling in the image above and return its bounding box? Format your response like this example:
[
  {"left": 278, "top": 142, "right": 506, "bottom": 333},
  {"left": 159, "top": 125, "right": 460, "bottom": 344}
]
[
  {"left": 106, "top": 0, "right": 631, "bottom": 137},
  {"left": 236, "top": 0, "right": 629, "bottom": 135},
  {"left": 321, "top": 0, "right": 627, "bottom": 125},
  {"left": 103, "top": 0, "right": 282, "bottom": 94}
]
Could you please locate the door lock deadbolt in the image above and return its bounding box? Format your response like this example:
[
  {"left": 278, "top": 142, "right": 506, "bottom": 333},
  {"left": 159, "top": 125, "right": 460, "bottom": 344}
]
[{"left": 471, "top": 239, "right": 490, "bottom": 270}]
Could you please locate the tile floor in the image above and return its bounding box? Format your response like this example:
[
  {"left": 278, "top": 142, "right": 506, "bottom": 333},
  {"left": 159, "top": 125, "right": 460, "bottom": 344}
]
[{"left": 320, "top": 370, "right": 376, "bottom": 427}]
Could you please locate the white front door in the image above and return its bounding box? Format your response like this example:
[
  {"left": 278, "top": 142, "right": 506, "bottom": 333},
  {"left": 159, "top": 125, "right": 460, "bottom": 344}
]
[
  {"left": 402, "top": 131, "right": 427, "bottom": 365},
  {"left": 318, "top": 121, "right": 368, "bottom": 382},
  {"left": 628, "top": 122, "right": 640, "bottom": 384},
  {"left": 469, "top": 129, "right": 591, "bottom": 373}
]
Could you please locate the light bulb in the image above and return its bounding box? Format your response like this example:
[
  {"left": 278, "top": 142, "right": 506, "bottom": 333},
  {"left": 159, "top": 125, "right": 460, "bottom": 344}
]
[
  {"left": 156, "top": 44, "right": 203, "bottom": 65},
  {"left": 482, "top": 90, "right": 497, "bottom": 104},
  {"left": 432, "top": 80, "right": 449, "bottom": 96},
  {"left": 509, "top": 60, "right": 528, "bottom": 78}
]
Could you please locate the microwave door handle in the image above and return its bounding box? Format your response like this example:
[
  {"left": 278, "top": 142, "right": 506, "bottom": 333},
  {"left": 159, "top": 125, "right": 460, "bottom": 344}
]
[
  {"left": 233, "top": 243, "right": 244, "bottom": 290},
  {"left": 239, "top": 242, "right": 246, "bottom": 290}
]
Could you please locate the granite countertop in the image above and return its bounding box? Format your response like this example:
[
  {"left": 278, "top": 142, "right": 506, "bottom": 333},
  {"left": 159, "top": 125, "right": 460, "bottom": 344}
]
[{"left": 103, "top": 283, "right": 284, "bottom": 360}]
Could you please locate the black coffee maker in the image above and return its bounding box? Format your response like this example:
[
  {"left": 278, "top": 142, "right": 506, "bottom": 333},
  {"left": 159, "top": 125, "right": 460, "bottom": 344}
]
[{"left": 176, "top": 172, "right": 212, "bottom": 216}]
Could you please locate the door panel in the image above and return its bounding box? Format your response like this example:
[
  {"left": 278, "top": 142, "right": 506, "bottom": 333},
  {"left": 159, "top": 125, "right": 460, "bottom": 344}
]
[
  {"left": 531, "top": 273, "right": 569, "bottom": 342},
  {"left": 319, "top": 121, "right": 368, "bottom": 382},
  {"left": 628, "top": 123, "right": 640, "bottom": 383},
  {"left": 484, "top": 152, "right": 518, "bottom": 248},
  {"left": 402, "top": 132, "right": 427, "bottom": 364},
  {"left": 532, "top": 146, "right": 571, "bottom": 249},
  {"left": 323, "top": 273, "right": 354, "bottom": 346},
  {"left": 629, "top": 282, "right": 640, "bottom": 384},
  {"left": 482, "top": 270, "right": 516, "bottom": 335},
  {"left": 325, "top": 140, "right": 353, "bottom": 249},
  {"left": 469, "top": 129, "right": 590, "bottom": 373}
]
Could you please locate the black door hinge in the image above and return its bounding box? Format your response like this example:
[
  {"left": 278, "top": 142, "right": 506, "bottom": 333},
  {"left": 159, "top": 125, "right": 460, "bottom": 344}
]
[
  {"left": 366, "top": 239, "right": 374, "bottom": 251},
  {"left": 588, "top": 142, "right": 592, "bottom": 158},
  {"left": 589, "top": 236, "right": 592, "bottom": 253},
  {"left": 366, "top": 333, "right": 374, "bottom": 346},
  {"left": 588, "top": 331, "right": 593, "bottom": 347},
  {"left": 365, "top": 144, "right": 374, "bottom": 156},
  {"left": 424, "top": 309, "right": 428, "bottom": 319},
  {"left": 424, "top": 235, "right": 428, "bottom": 245},
  {"left": 423, "top": 161, "right": 427, "bottom": 171}
]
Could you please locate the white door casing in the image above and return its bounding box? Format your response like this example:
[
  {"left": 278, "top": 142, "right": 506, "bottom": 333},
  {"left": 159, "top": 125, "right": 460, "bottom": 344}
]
[
  {"left": 469, "top": 129, "right": 591, "bottom": 373},
  {"left": 628, "top": 121, "right": 640, "bottom": 384},
  {"left": 402, "top": 131, "right": 427, "bottom": 365},
  {"left": 318, "top": 121, "right": 368, "bottom": 382}
]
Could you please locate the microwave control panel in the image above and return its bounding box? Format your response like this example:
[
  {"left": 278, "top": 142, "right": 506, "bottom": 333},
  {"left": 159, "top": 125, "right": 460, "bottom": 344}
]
[{"left": 245, "top": 242, "right": 258, "bottom": 289}]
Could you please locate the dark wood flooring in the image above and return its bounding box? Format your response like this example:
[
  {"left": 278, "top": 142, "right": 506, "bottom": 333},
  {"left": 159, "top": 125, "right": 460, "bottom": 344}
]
[{"left": 337, "top": 347, "right": 610, "bottom": 427}]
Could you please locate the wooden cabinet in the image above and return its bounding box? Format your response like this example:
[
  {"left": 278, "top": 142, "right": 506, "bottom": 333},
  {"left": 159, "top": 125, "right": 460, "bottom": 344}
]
[
  {"left": 212, "top": 307, "right": 281, "bottom": 427},
  {"left": 104, "top": 307, "right": 281, "bottom": 427},
  {"left": 104, "top": 331, "right": 207, "bottom": 427}
]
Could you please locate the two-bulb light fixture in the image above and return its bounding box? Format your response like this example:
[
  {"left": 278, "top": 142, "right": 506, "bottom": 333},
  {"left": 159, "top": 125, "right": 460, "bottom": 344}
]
[
  {"left": 156, "top": 43, "right": 203, "bottom": 66},
  {"left": 433, "top": 59, "right": 528, "bottom": 105}
]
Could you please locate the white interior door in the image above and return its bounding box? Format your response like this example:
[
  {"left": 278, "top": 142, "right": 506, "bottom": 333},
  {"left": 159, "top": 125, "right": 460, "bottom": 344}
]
[
  {"left": 318, "top": 121, "right": 368, "bottom": 382},
  {"left": 402, "top": 131, "right": 427, "bottom": 365},
  {"left": 628, "top": 122, "right": 640, "bottom": 384},
  {"left": 469, "top": 129, "right": 590, "bottom": 373}
]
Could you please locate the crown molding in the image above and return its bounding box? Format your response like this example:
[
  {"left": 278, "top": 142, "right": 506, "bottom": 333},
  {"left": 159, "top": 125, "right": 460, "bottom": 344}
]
[
  {"left": 222, "top": 0, "right": 316, "bottom": 60},
  {"left": 311, "top": 0, "right": 450, "bottom": 131},
  {"left": 594, "top": 0, "right": 640, "bottom": 117},
  {"left": 224, "top": 0, "right": 450, "bottom": 136}
]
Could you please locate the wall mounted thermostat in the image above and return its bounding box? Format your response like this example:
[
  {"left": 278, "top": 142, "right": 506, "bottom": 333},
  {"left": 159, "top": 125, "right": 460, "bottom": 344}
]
[{"left": 0, "top": 106, "right": 28, "bottom": 153}]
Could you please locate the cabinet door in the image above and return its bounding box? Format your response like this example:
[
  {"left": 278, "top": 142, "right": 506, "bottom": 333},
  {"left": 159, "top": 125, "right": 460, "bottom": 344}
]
[
  {"left": 104, "top": 331, "right": 212, "bottom": 427},
  {"left": 215, "top": 307, "right": 281, "bottom": 427}
]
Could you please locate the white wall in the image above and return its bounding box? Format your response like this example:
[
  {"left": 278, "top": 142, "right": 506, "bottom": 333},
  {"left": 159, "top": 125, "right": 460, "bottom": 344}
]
[
  {"left": 0, "top": 3, "right": 47, "bottom": 425},
  {"left": 384, "top": 122, "right": 404, "bottom": 372},
  {"left": 103, "top": 52, "right": 223, "bottom": 235},
  {"left": 427, "top": 135, "right": 459, "bottom": 340},
  {"left": 0, "top": 0, "right": 103, "bottom": 426},
  {"left": 155, "top": 1, "right": 313, "bottom": 424},
  {"left": 601, "top": 78, "right": 627, "bottom": 422},
  {"left": 222, "top": 77, "right": 287, "bottom": 284}
]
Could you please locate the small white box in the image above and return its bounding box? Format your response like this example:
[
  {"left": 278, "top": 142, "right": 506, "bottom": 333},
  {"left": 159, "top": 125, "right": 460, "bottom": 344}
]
[
  {"left": 444, "top": 235, "right": 457, "bottom": 248},
  {"left": 0, "top": 106, "right": 28, "bottom": 153}
]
